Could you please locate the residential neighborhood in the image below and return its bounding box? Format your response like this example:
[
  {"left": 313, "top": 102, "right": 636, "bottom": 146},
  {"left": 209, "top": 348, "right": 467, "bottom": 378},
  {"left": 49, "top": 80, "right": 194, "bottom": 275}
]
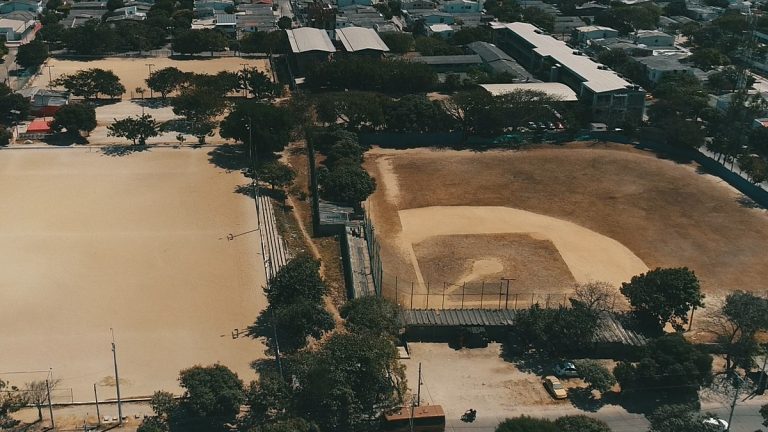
[{"left": 1, "top": 0, "right": 768, "bottom": 430}]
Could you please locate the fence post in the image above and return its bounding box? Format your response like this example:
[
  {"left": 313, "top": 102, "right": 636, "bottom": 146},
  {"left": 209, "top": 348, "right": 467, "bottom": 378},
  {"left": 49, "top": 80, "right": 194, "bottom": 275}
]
[
  {"left": 514, "top": 293, "right": 518, "bottom": 310},
  {"left": 461, "top": 283, "right": 466, "bottom": 309},
  {"left": 480, "top": 281, "right": 484, "bottom": 308},
  {"left": 410, "top": 282, "right": 414, "bottom": 309},
  {"left": 426, "top": 281, "right": 430, "bottom": 309},
  {"left": 498, "top": 281, "right": 503, "bottom": 309},
  {"left": 442, "top": 282, "right": 446, "bottom": 309}
]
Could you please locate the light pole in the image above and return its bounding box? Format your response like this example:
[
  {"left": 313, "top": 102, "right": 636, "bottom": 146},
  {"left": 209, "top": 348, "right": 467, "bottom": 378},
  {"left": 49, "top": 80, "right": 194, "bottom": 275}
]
[
  {"left": 110, "top": 328, "right": 123, "bottom": 425},
  {"left": 145, "top": 63, "right": 155, "bottom": 99},
  {"left": 43, "top": 64, "right": 54, "bottom": 88}
]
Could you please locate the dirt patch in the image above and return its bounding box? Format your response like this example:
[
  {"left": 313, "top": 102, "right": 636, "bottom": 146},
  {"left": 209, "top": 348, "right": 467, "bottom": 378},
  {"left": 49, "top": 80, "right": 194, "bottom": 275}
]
[
  {"left": 413, "top": 233, "right": 576, "bottom": 291},
  {"left": 365, "top": 145, "right": 768, "bottom": 296}
]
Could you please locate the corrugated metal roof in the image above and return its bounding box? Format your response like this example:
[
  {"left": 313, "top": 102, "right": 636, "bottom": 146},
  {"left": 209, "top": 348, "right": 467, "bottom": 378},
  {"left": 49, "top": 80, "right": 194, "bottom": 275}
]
[
  {"left": 286, "top": 27, "right": 336, "bottom": 53},
  {"left": 411, "top": 54, "right": 482, "bottom": 65},
  {"left": 402, "top": 309, "right": 517, "bottom": 327},
  {"left": 336, "top": 26, "right": 389, "bottom": 52}
]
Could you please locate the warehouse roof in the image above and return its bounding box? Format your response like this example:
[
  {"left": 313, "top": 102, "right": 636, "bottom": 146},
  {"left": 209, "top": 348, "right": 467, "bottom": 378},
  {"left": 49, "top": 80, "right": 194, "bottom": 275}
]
[
  {"left": 336, "top": 26, "right": 389, "bottom": 52},
  {"left": 286, "top": 27, "right": 336, "bottom": 53},
  {"left": 402, "top": 309, "right": 516, "bottom": 327},
  {"left": 411, "top": 54, "right": 482, "bottom": 65}
]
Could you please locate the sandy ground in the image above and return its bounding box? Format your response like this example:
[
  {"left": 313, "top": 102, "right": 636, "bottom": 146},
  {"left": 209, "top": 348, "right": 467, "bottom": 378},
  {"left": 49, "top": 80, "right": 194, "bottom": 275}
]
[
  {"left": 29, "top": 57, "right": 271, "bottom": 97},
  {"left": 0, "top": 147, "right": 267, "bottom": 402},
  {"left": 364, "top": 145, "right": 768, "bottom": 300}
]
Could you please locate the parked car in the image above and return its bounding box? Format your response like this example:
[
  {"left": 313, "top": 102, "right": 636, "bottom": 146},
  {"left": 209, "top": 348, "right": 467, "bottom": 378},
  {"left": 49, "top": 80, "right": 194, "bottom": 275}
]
[
  {"left": 702, "top": 417, "right": 728, "bottom": 431},
  {"left": 553, "top": 361, "right": 578, "bottom": 378},
  {"left": 543, "top": 376, "right": 567, "bottom": 399}
]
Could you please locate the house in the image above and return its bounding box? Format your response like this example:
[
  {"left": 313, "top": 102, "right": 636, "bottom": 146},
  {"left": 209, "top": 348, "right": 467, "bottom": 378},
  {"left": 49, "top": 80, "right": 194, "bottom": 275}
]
[
  {"left": 517, "top": 0, "right": 558, "bottom": 16},
  {"left": 633, "top": 53, "right": 697, "bottom": 84},
  {"left": 553, "top": 16, "right": 586, "bottom": 35},
  {"left": 16, "top": 87, "right": 70, "bottom": 116},
  {"left": 428, "top": 23, "right": 454, "bottom": 37},
  {"left": 336, "top": 5, "right": 390, "bottom": 29},
  {"left": 236, "top": 11, "right": 277, "bottom": 34},
  {"left": 193, "top": 0, "right": 233, "bottom": 17},
  {"left": 0, "top": 17, "right": 34, "bottom": 41},
  {"left": 491, "top": 21, "right": 645, "bottom": 125},
  {"left": 403, "top": 10, "right": 455, "bottom": 25},
  {"left": 590, "top": 37, "right": 653, "bottom": 56},
  {"left": 336, "top": 0, "right": 374, "bottom": 9},
  {"left": 686, "top": 5, "right": 723, "bottom": 21},
  {"left": 336, "top": 26, "right": 389, "bottom": 55},
  {"left": 0, "top": 0, "right": 41, "bottom": 14},
  {"left": 105, "top": 5, "right": 148, "bottom": 21},
  {"left": 467, "top": 41, "right": 536, "bottom": 80},
  {"left": 286, "top": 27, "right": 336, "bottom": 73},
  {"left": 440, "top": 0, "right": 482, "bottom": 13},
  {"left": 572, "top": 1, "right": 608, "bottom": 16},
  {"left": 572, "top": 25, "right": 619, "bottom": 46},
  {"left": 633, "top": 30, "right": 675, "bottom": 47},
  {"left": 401, "top": 0, "right": 436, "bottom": 9},
  {"left": 20, "top": 118, "right": 53, "bottom": 139}
]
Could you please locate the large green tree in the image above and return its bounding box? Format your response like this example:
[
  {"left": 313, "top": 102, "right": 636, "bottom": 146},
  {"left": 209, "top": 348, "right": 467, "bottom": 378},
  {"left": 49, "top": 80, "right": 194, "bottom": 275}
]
[
  {"left": 340, "top": 296, "right": 401, "bottom": 338},
  {"left": 177, "top": 364, "right": 245, "bottom": 429},
  {"left": 241, "top": 69, "right": 280, "bottom": 100},
  {"left": 647, "top": 404, "right": 721, "bottom": 432},
  {"left": 263, "top": 253, "right": 327, "bottom": 307},
  {"left": 52, "top": 103, "right": 97, "bottom": 137},
  {"left": 53, "top": 68, "right": 125, "bottom": 99},
  {"left": 319, "top": 163, "right": 376, "bottom": 205},
  {"left": 256, "top": 160, "right": 295, "bottom": 190},
  {"left": 0, "top": 380, "right": 24, "bottom": 429},
  {"left": 708, "top": 291, "right": 768, "bottom": 370},
  {"left": 0, "top": 83, "right": 31, "bottom": 122},
  {"left": 513, "top": 304, "right": 599, "bottom": 356},
  {"left": 614, "top": 334, "right": 712, "bottom": 395},
  {"left": 146, "top": 67, "right": 189, "bottom": 98},
  {"left": 219, "top": 101, "right": 293, "bottom": 155},
  {"left": 172, "top": 29, "right": 228, "bottom": 54},
  {"left": 554, "top": 415, "right": 612, "bottom": 432},
  {"left": 16, "top": 39, "right": 49, "bottom": 69},
  {"left": 495, "top": 416, "right": 559, "bottom": 432},
  {"left": 107, "top": 114, "right": 160, "bottom": 145},
  {"left": 574, "top": 360, "right": 616, "bottom": 393},
  {"left": 620, "top": 267, "right": 704, "bottom": 332},
  {"left": 249, "top": 300, "right": 334, "bottom": 354}
]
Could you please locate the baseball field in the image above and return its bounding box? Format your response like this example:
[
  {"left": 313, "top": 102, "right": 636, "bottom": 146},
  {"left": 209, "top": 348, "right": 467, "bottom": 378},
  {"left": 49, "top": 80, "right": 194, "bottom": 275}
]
[
  {"left": 363, "top": 143, "right": 768, "bottom": 309},
  {"left": 0, "top": 147, "right": 266, "bottom": 402}
]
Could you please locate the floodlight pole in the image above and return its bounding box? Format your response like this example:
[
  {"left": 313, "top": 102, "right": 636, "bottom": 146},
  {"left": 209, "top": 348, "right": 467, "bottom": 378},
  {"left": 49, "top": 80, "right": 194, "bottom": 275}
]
[
  {"left": 46, "top": 379, "right": 55, "bottom": 429},
  {"left": 94, "top": 384, "right": 101, "bottom": 426},
  {"left": 111, "top": 328, "right": 123, "bottom": 425}
]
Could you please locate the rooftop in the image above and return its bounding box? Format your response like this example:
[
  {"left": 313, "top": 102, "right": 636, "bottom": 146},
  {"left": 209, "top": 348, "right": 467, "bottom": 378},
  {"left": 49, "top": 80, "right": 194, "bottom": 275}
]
[
  {"left": 633, "top": 53, "right": 691, "bottom": 70},
  {"left": 411, "top": 54, "right": 483, "bottom": 65},
  {"left": 480, "top": 82, "right": 578, "bottom": 100},
  {"left": 0, "top": 17, "right": 28, "bottom": 30},
  {"left": 336, "top": 26, "right": 389, "bottom": 52},
  {"left": 575, "top": 25, "right": 617, "bottom": 32},
  {"left": 467, "top": 41, "right": 513, "bottom": 62},
  {"left": 286, "top": 27, "right": 336, "bottom": 53},
  {"left": 492, "top": 21, "right": 637, "bottom": 94}
]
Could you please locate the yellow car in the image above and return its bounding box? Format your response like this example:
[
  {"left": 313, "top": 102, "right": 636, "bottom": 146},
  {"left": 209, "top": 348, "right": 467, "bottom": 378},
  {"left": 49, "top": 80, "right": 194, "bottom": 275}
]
[{"left": 544, "top": 376, "right": 568, "bottom": 400}]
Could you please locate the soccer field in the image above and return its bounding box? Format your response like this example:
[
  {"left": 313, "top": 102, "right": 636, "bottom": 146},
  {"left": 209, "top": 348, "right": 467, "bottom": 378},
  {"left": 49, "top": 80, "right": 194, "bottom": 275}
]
[{"left": 0, "top": 147, "right": 267, "bottom": 402}]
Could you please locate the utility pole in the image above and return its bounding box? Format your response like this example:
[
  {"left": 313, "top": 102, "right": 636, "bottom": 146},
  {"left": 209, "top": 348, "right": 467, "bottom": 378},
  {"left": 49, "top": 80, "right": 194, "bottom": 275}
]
[
  {"left": 45, "top": 379, "right": 55, "bottom": 429},
  {"left": 416, "top": 362, "right": 422, "bottom": 407},
  {"left": 145, "top": 64, "right": 155, "bottom": 99},
  {"left": 111, "top": 328, "right": 123, "bottom": 425},
  {"left": 501, "top": 277, "right": 515, "bottom": 310},
  {"left": 240, "top": 63, "right": 249, "bottom": 98},
  {"left": 726, "top": 372, "right": 744, "bottom": 432},
  {"left": 43, "top": 64, "right": 54, "bottom": 88},
  {"left": 94, "top": 384, "right": 101, "bottom": 426}
]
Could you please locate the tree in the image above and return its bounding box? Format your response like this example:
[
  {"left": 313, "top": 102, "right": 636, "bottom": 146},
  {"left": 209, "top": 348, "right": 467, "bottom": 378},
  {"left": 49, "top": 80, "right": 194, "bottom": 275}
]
[
  {"left": 16, "top": 39, "right": 49, "bottom": 69},
  {"left": 249, "top": 300, "right": 335, "bottom": 353},
  {"left": 513, "top": 304, "right": 599, "bottom": 355},
  {"left": 239, "top": 30, "right": 289, "bottom": 54},
  {"left": 570, "top": 281, "right": 615, "bottom": 313},
  {"left": 414, "top": 36, "right": 463, "bottom": 56},
  {"left": 554, "top": 415, "right": 612, "bottom": 432},
  {"left": 256, "top": 160, "right": 295, "bottom": 189},
  {"left": 0, "top": 127, "right": 12, "bottom": 147},
  {"left": 264, "top": 253, "right": 327, "bottom": 307},
  {"left": 146, "top": 67, "right": 188, "bottom": 98},
  {"left": 172, "top": 29, "right": 228, "bottom": 54},
  {"left": 522, "top": 7, "right": 554, "bottom": 32},
  {"left": 0, "top": 380, "right": 24, "bottom": 429},
  {"left": 688, "top": 48, "right": 730, "bottom": 71},
  {"left": 304, "top": 58, "right": 437, "bottom": 93},
  {"left": 707, "top": 291, "right": 768, "bottom": 370},
  {"left": 219, "top": 101, "right": 293, "bottom": 155},
  {"left": 241, "top": 69, "right": 280, "bottom": 100},
  {"left": 107, "top": 0, "right": 125, "bottom": 10},
  {"left": 21, "top": 380, "right": 59, "bottom": 421},
  {"left": 242, "top": 369, "right": 294, "bottom": 426},
  {"left": 761, "top": 403, "right": 768, "bottom": 427},
  {"left": 0, "top": 83, "right": 31, "bottom": 122},
  {"left": 340, "top": 296, "right": 401, "bottom": 338},
  {"left": 107, "top": 114, "right": 160, "bottom": 145},
  {"left": 172, "top": 87, "right": 226, "bottom": 128},
  {"left": 614, "top": 334, "right": 712, "bottom": 394},
  {"left": 137, "top": 416, "right": 169, "bottom": 432},
  {"left": 319, "top": 163, "right": 376, "bottom": 205},
  {"left": 292, "top": 332, "right": 406, "bottom": 432},
  {"left": 177, "top": 364, "right": 245, "bottom": 428},
  {"left": 52, "top": 103, "right": 97, "bottom": 137},
  {"left": 573, "top": 360, "right": 616, "bottom": 393},
  {"left": 277, "top": 16, "right": 292, "bottom": 29},
  {"left": 53, "top": 68, "right": 125, "bottom": 99},
  {"left": 647, "top": 404, "right": 721, "bottom": 432},
  {"left": 324, "top": 138, "right": 365, "bottom": 168},
  {"left": 495, "top": 416, "right": 559, "bottom": 432},
  {"left": 620, "top": 267, "right": 704, "bottom": 332},
  {"left": 150, "top": 390, "right": 178, "bottom": 420},
  {"left": 378, "top": 32, "right": 413, "bottom": 53}
]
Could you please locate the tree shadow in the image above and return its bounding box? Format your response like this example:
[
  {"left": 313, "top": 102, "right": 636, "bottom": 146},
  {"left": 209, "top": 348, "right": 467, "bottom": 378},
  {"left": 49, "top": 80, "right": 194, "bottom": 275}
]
[
  {"left": 135, "top": 98, "right": 171, "bottom": 109},
  {"left": 208, "top": 144, "right": 250, "bottom": 172},
  {"left": 500, "top": 341, "right": 552, "bottom": 376},
  {"left": 102, "top": 144, "right": 149, "bottom": 156},
  {"left": 600, "top": 389, "right": 700, "bottom": 415},
  {"left": 160, "top": 119, "right": 193, "bottom": 134},
  {"left": 568, "top": 387, "right": 604, "bottom": 412},
  {"left": 42, "top": 133, "right": 88, "bottom": 146}
]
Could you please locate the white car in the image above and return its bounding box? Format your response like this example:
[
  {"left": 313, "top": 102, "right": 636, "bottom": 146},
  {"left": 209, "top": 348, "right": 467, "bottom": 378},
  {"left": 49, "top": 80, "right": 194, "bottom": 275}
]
[
  {"left": 553, "top": 361, "right": 578, "bottom": 378},
  {"left": 702, "top": 417, "right": 728, "bottom": 431}
]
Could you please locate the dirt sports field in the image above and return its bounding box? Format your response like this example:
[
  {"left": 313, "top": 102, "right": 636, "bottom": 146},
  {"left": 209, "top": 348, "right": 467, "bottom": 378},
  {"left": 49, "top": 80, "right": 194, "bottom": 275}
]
[
  {"left": 0, "top": 147, "right": 266, "bottom": 402},
  {"left": 364, "top": 143, "right": 768, "bottom": 308}
]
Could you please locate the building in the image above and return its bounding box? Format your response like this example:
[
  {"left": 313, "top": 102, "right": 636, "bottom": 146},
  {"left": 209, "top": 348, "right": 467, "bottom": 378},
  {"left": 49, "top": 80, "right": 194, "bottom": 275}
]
[
  {"left": 0, "top": 17, "right": 33, "bottom": 41},
  {"left": 411, "top": 54, "right": 483, "bottom": 72},
  {"left": 491, "top": 21, "right": 645, "bottom": 125},
  {"left": 428, "top": 23, "right": 454, "bottom": 37},
  {"left": 553, "top": 16, "right": 586, "bottom": 36},
  {"left": 236, "top": 11, "right": 277, "bottom": 34},
  {"left": 517, "top": 0, "right": 558, "bottom": 16},
  {"left": 193, "top": 0, "right": 233, "bottom": 17},
  {"left": 466, "top": 41, "right": 536, "bottom": 80},
  {"left": 0, "top": 0, "right": 41, "bottom": 14},
  {"left": 479, "top": 82, "right": 579, "bottom": 100},
  {"left": 440, "top": 0, "right": 482, "bottom": 13},
  {"left": 572, "top": 25, "right": 619, "bottom": 46},
  {"left": 633, "top": 30, "right": 675, "bottom": 47},
  {"left": 633, "top": 53, "right": 698, "bottom": 84},
  {"left": 286, "top": 27, "right": 336, "bottom": 73},
  {"left": 337, "top": 0, "right": 374, "bottom": 9},
  {"left": 16, "top": 87, "right": 70, "bottom": 116},
  {"left": 335, "top": 26, "right": 389, "bottom": 55},
  {"left": 105, "top": 5, "right": 148, "bottom": 21}
]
